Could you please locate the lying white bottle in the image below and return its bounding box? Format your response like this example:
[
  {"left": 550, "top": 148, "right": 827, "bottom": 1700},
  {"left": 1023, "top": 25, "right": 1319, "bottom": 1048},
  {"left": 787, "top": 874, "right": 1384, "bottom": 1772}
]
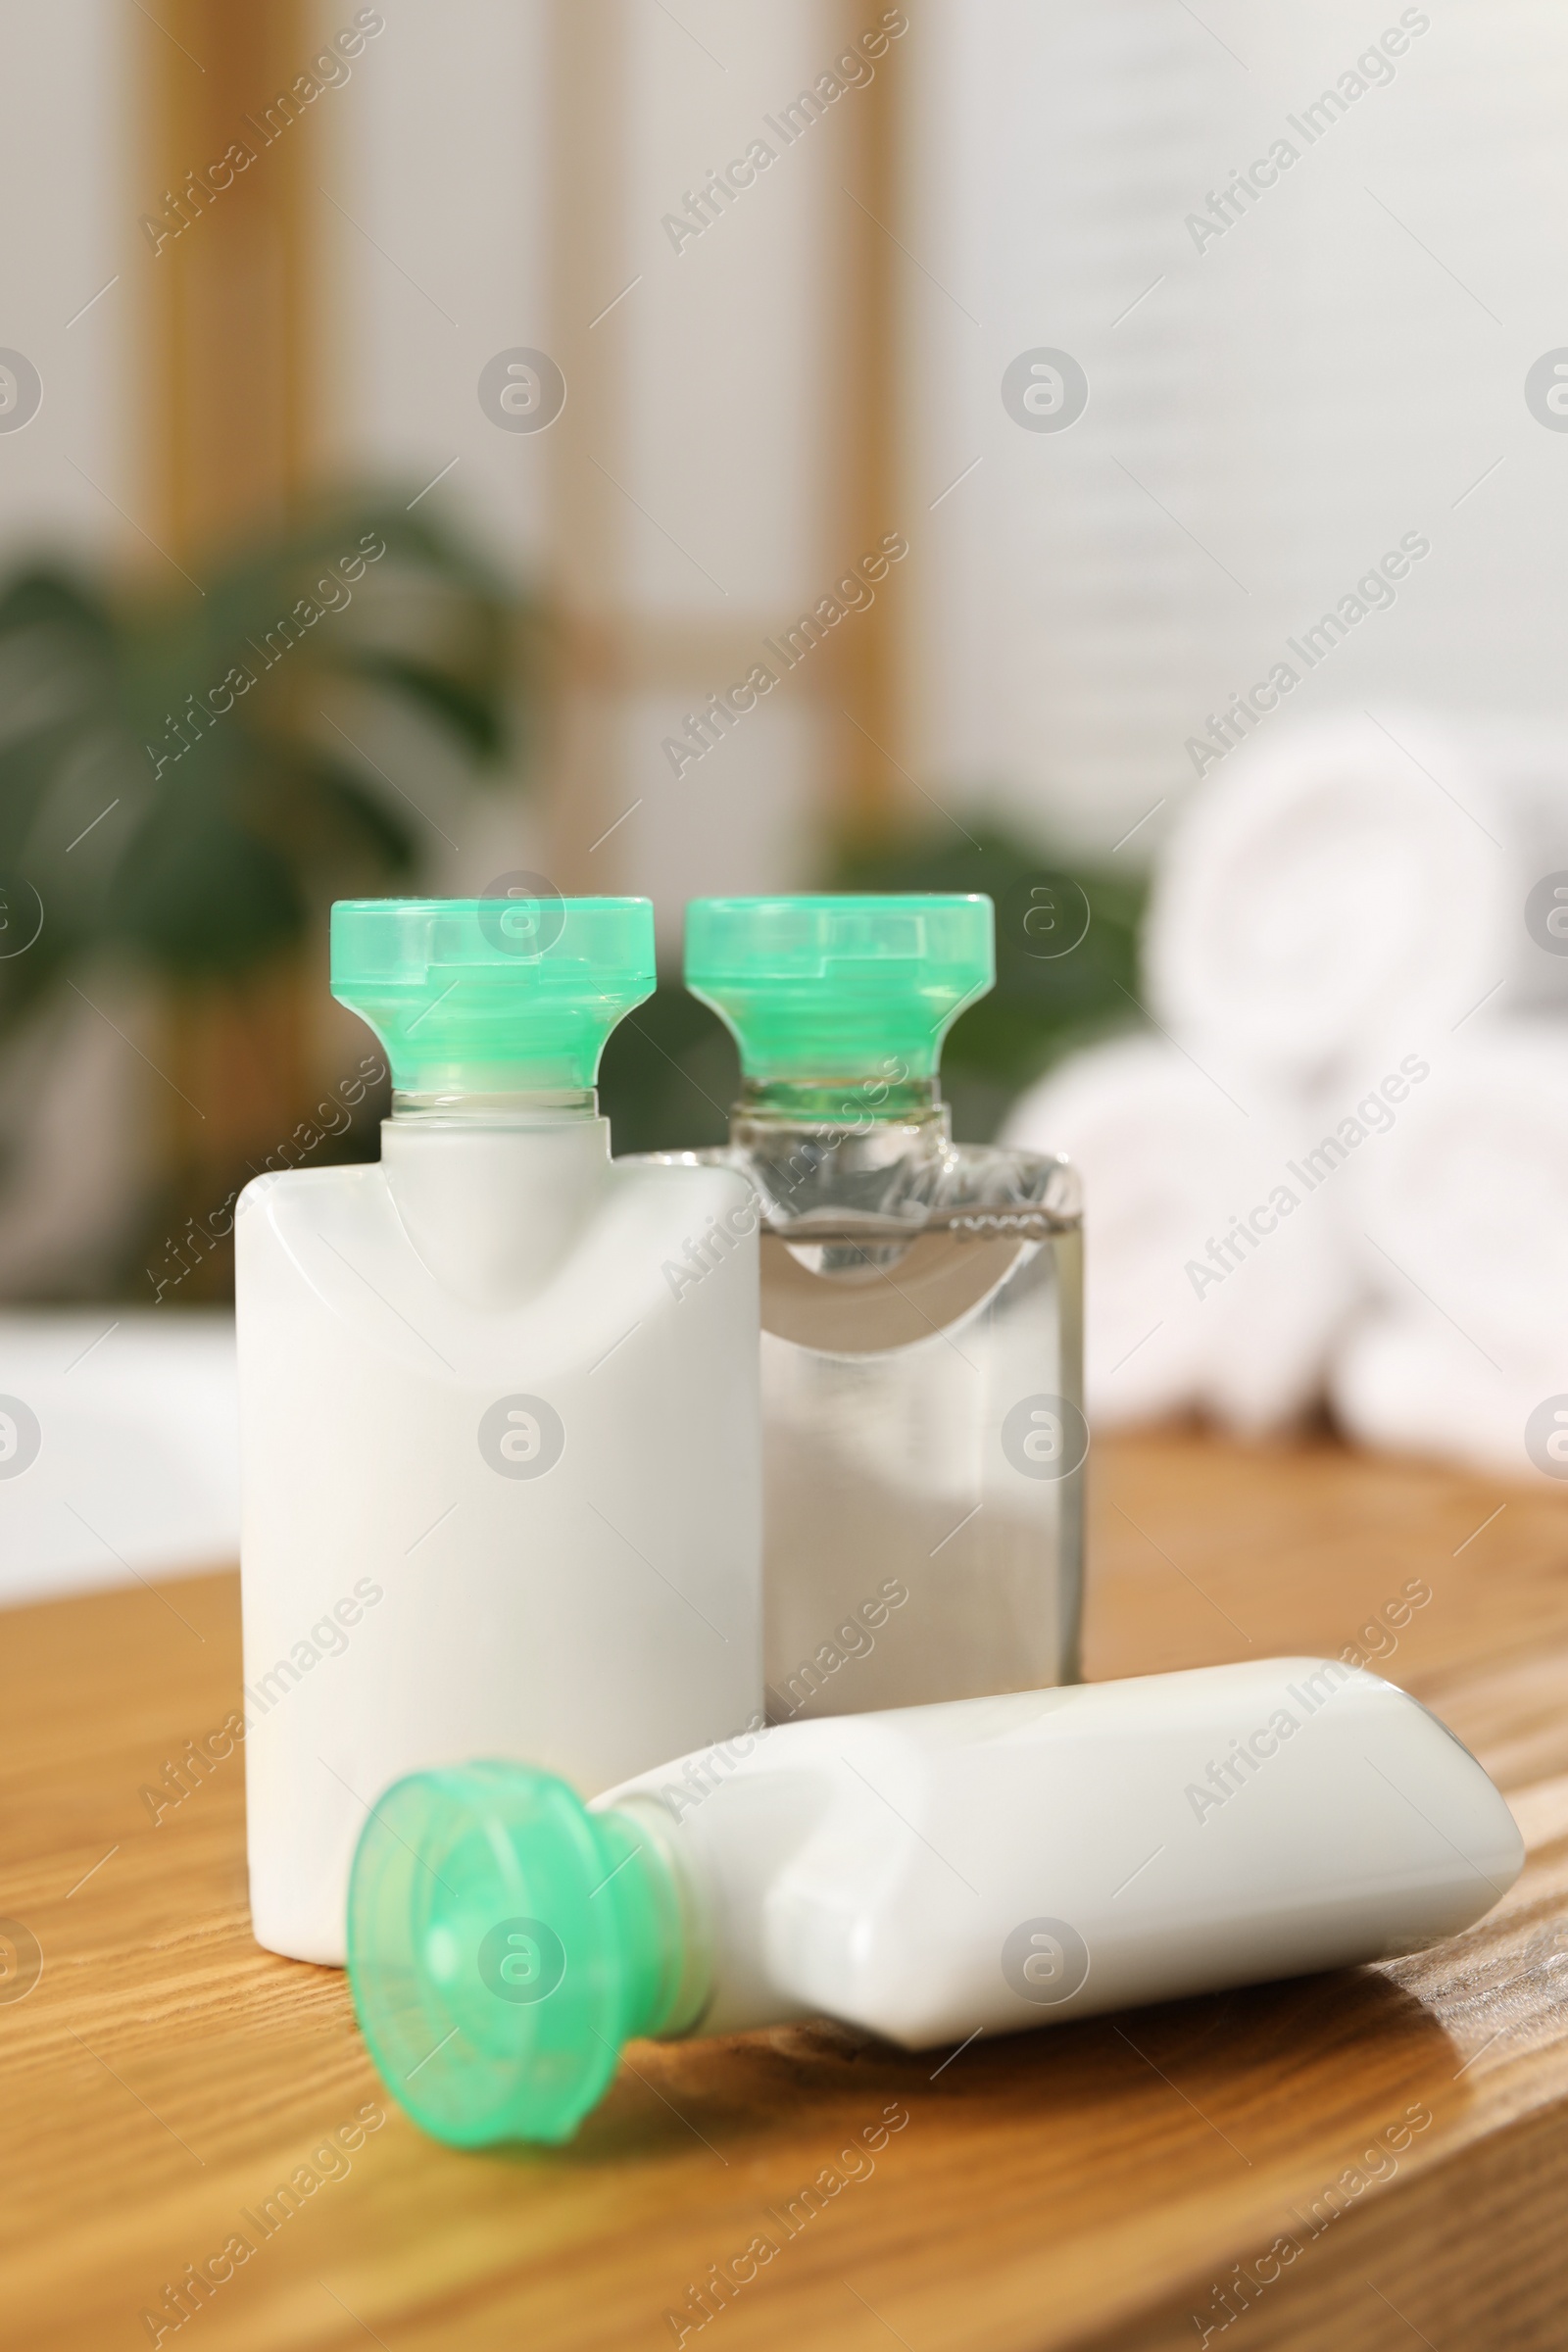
[
  {"left": 345, "top": 1654, "right": 1522, "bottom": 2145},
  {"left": 238, "top": 896, "right": 761, "bottom": 1965}
]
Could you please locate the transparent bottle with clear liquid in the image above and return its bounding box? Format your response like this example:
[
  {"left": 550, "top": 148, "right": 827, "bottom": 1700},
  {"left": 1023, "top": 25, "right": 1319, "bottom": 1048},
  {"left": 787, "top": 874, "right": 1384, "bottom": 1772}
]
[{"left": 679, "top": 895, "right": 1084, "bottom": 1722}]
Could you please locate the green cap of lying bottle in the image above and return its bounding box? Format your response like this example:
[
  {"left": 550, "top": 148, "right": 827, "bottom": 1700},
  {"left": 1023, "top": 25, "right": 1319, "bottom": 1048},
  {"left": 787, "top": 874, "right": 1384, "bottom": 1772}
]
[{"left": 347, "top": 1762, "right": 699, "bottom": 2146}]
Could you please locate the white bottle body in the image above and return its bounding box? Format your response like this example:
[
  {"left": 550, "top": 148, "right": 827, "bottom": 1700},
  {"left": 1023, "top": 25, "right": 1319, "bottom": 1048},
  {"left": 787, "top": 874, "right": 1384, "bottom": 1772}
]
[
  {"left": 601, "top": 1657, "right": 1522, "bottom": 2046},
  {"left": 238, "top": 1114, "right": 761, "bottom": 1965}
]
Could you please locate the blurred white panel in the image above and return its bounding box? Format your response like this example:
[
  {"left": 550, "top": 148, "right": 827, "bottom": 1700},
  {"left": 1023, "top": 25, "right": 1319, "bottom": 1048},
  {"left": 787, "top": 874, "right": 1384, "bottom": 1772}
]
[
  {"left": 563, "top": 0, "right": 854, "bottom": 894},
  {"left": 0, "top": 1312, "right": 239, "bottom": 1604},
  {"left": 906, "top": 0, "right": 1220, "bottom": 847},
  {"left": 0, "top": 977, "right": 159, "bottom": 1299},
  {"left": 906, "top": 0, "right": 1568, "bottom": 857},
  {"left": 0, "top": 0, "right": 131, "bottom": 566},
  {"left": 618, "top": 0, "right": 838, "bottom": 612},
  {"left": 318, "top": 0, "right": 552, "bottom": 579},
  {"left": 617, "top": 689, "right": 823, "bottom": 947}
]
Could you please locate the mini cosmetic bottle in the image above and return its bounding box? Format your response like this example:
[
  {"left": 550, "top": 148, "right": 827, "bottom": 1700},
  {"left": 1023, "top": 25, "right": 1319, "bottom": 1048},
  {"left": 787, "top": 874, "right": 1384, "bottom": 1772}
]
[
  {"left": 346, "top": 1658, "right": 1522, "bottom": 2146},
  {"left": 677, "top": 894, "right": 1084, "bottom": 1721},
  {"left": 237, "top": 896, "right": 762, "bottom": 1964}
]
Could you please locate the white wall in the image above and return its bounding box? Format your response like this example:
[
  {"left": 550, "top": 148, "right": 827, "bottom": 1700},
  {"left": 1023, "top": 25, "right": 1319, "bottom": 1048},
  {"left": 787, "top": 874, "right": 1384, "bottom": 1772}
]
[
  {"left": 0, "top": 0, "right": 133, "bottom": 568},
  {"left": 320, "top": 0, "right": 846, "bottom": 917},
  {"left": 8, "top": 1, "right": 1568, "bottom": 881},
  {"left": 615, "top": 0, "right": 843, "bottom": 923},
  {"left": 906, "top": 0, "right": 1568, "bottom": 858},
  {"left": 316, "top": 0, "right": 554, "bottom": 578}
]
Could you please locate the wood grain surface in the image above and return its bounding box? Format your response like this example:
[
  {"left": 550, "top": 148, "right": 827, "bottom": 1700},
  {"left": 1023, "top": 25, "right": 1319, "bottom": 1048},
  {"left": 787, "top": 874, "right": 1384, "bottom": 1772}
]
[{"left": 5, "top": 1428, "right": 1568, "bottom": 2352}]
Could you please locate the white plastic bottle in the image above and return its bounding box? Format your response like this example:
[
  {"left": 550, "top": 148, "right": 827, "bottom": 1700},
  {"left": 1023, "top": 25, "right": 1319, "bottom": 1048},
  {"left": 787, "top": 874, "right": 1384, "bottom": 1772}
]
[
  {"left": 237, "top": 896, "right": 761, "bottom": 1964},
  {"left": 345, "top": 1655, "right": 1522, "bottom": 2144}
]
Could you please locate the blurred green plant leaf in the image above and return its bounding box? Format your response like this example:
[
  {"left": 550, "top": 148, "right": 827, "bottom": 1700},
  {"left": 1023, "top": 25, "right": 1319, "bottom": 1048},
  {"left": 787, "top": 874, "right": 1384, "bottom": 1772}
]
[
  {"left": 598, "top": 982, "right": 741, "bottom": 1156},
  {"left": 331, "top": 649, "right": 508, "bottom": 760},
  {"left": 0, "top": 494, "right": 527, "bottom": 1033}
]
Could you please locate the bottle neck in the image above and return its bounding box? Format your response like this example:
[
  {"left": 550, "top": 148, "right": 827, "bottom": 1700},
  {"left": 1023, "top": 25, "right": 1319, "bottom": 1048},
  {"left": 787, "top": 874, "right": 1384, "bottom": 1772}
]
[
  {"left": 596, "top": 1800, "right": 712, "bottom": 2044},
  {"left": 729, "top": 1074, "right": 951, "bottom": 1226},
  {"left": 381, "top": 1096, "right": 611, "bottom": 1306},
  {"left": 735, "top": 1073, "right": 942, "bottom": 1128},
  {"left": 391, "top": 1087, "right": 598, "bottom": 1124}
]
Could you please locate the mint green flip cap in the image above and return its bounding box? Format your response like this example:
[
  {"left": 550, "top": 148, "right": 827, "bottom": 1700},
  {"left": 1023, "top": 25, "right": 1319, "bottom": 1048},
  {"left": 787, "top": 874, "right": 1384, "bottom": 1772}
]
[
  {"left": 347, "top": 1763, "right": 693, "bottom": 2148},
  {"left": 330, "top": 897, "right": 655, "bottom": 1095},
  {"left": 684, "top": 895, "right": 995, "bottom": 1083}
]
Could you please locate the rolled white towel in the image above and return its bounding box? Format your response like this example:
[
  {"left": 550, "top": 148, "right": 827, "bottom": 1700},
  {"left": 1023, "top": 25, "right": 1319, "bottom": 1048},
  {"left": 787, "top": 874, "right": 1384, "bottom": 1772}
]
[
  {"left": 1332, "top": 1308, "right": 1568, "bottom": 1490},
  {"left": 1473, "top": 721, "right": 1568, "bottom": 1018},
  {"left": 1336, "top": 1020, "right": 1568, "bottom": 1368},
  {"left": 1003, "top": 1035, "right": 1355, "bottom": 1435},
  {"left": 1144, "top": 710, "right": 1518, "bottom": 1098}
]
